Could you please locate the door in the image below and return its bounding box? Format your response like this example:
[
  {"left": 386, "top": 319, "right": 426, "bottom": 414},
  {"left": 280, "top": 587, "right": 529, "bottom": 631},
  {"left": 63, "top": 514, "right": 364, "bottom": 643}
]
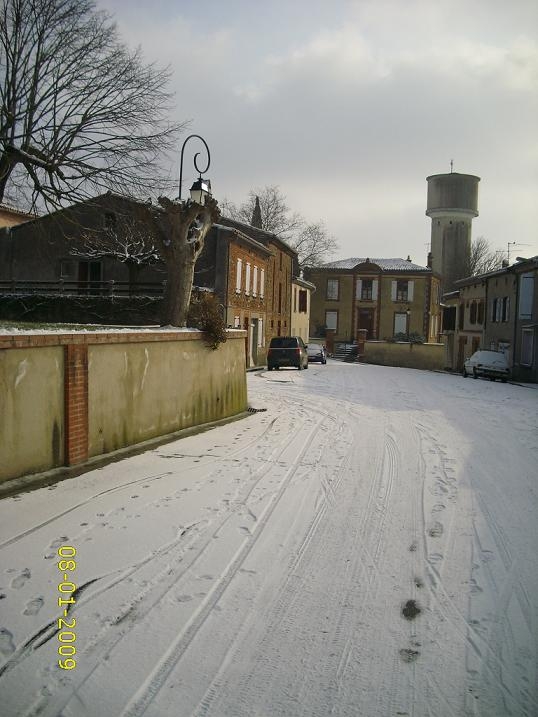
[{"left": 358, "top": 309, "right": 375, "bottom": 339}]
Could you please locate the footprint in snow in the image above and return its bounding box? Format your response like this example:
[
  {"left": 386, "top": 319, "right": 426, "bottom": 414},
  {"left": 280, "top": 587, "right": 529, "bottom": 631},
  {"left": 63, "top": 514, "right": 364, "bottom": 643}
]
[
  {"left": 44, "top": 537, "right": 69, "bottom": 559},
  {"left": 23, "top": 597, "right": 44, "bottom": 616},
  {"left": 428, "top": 522, "right": 444, "bottom": 538},
  {"left": 0, "top": 628, "right": 15, "bottom": 656},
  {"left": 10, "top": 568, "right": 31, "bottom": 589}
]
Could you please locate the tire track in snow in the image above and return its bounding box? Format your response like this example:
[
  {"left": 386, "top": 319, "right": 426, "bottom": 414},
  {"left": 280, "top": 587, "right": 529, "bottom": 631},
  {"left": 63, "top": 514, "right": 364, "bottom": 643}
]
[
  {"left": 118, "top": 414, "right": 328, "bottom": 717},
  {"left": 11, "top": 409, "right": 325, "bottom": 716}
]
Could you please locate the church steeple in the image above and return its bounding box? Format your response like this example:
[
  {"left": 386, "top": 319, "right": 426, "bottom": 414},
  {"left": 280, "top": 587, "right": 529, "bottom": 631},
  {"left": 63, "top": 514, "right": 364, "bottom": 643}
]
[{"left": 251, "top": 196, "right": 262, "bottom": 228}]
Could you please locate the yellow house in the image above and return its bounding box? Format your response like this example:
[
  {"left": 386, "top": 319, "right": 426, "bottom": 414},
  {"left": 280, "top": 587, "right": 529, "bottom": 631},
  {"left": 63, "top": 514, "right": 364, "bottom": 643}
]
[
  {"left": 291, "top": 275, "right": 315, "bottom": 342},
  {"left": 305, "top": 257, "right": 441, "bottom": 344}
]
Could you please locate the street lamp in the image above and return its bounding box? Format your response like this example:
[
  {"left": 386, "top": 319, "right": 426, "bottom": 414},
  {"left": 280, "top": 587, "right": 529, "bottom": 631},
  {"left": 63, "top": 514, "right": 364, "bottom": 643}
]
[
  {"left": 189, "top": 177, "right": 212, "bottom": 205},
  {"left": 178, "top": 134, "right": 212, "bottom": 204}
]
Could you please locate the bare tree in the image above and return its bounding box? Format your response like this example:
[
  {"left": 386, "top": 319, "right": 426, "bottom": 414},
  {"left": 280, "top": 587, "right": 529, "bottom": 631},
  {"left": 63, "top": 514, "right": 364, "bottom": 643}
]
[
  {"left": 467, "top": 236, "right": 505, "bottom": 276},
  {"left": 222, "top": 185, "right": 338, "bottom": 267},
  {"left": 69, "top": 215, "right": 162, "bottom": 289},
  {"left": 221, "top": 185, "right": 303, "bottom": 239},
  {"left": 0, "top": 0, "right": 183, "bottom": 210},
  {"left": 293, "top": 221, "right": 336, "bottom": 268},
  {"left": 143, "top": 196, "right": 220, "bottom": 327}
]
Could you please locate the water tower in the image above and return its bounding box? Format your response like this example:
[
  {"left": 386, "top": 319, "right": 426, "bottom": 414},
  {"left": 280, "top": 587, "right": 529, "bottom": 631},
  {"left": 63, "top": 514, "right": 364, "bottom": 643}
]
[{"left": 426, "top": 171, "right": 480, "bottom": 292}]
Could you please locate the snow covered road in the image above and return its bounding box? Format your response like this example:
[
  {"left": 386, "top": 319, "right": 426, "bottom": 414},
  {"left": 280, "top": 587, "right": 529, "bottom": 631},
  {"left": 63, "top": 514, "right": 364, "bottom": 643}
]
[{"left": 1, "top": 363, "right": 537, "bottom": 716}]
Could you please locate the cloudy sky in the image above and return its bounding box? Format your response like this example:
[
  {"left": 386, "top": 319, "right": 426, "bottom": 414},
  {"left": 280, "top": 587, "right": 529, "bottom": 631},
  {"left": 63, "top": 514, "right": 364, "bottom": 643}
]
[{"left": 98, "top": 0, "right": 538, "bottom": 265}]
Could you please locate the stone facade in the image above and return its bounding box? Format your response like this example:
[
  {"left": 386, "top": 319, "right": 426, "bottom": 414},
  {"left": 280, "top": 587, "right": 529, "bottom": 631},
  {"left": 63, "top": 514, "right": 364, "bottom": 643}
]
[{"left": 305, "top": 258, "right": 441, "bottom": 345}]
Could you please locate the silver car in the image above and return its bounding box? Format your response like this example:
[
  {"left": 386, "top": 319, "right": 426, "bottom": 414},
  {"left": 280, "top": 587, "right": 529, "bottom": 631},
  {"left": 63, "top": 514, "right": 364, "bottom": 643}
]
[
  {"left": 306, "top": 342, "right": 327, "bottom": 364},
  {"left": 462, "top": 350, "right": 510, "bottom": 382}
]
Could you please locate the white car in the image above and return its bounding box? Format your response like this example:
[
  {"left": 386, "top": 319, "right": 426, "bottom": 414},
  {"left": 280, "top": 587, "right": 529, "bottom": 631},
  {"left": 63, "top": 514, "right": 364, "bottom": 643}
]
[{"left": 462, "top": 350, "right": 510, "bottom": 382}]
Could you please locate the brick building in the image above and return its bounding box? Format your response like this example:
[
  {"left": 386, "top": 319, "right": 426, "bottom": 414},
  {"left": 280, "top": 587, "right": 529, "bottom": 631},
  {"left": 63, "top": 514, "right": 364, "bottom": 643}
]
[{"left": 217, "top": 218, "right": 298, "bottom": 347}]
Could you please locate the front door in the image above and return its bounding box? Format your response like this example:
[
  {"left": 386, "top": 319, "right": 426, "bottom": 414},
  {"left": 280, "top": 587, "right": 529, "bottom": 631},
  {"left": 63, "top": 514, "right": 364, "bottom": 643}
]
[{"left": 358, "top": 309, "right": 375, "bottom": 339}]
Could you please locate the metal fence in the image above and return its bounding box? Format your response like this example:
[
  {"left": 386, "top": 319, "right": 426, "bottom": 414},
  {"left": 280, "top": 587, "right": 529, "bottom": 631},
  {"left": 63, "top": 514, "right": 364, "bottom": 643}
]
[{"left": 0, "top": 279, "right": 166, "bottom": 297}]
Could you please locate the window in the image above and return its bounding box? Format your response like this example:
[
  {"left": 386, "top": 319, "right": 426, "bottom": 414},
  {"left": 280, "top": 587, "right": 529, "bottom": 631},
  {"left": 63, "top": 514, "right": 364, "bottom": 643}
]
[
  {"left": 245, "top": 262, "right": 251, "bottom": 295},
  {"left": 491, "top": 298, "right": 500, "bottom": 323},
  {"left": 60, "top": 260, "right": 74, "bottom": 279},
  {"left": 470, "top": 301, "right": 477, "bottom": 324},
  {"left": 502, "top": 296, "right": 510, "bottom": 322},
  {"left": 325, "top": 310, "right": 338, "bottom": 331},
  {"left": 327, "top": 278, "right": 339, "bottom": 300},
  {"left": 293, "top": 287, "right": 297, "bottom": 312},
  {"left": 235, "top": 259, "right": 242, "bottom": 293},
  {"left": 519, "top": 273, "right": 534, "bottom": 319},
  {"left": 521, "top": 329, "right": 534, "bottom": 366},
  {"left": 260, "top": 269, "right": 265, "bottom": 298},
  {"left": 252, "top": 266, "right": 258, "bottom": 297},
  {"left": 477, "top": 301, "right": 484, "bottom": 324},
  {"left": 298, "top": 289, "right": 307, "bottom": 313},
  {"left": 459, "top": 303, "right": 464, "bottom": 330},
  {"left": 391, "top": 280, "right": 414, "bottom": 302},
  {"left": 361, "top": 279, "right": 373, "bottom": 300},
  {"left": 394, "top": 312, "right": 408, "bottom": 335},
  {"left": 104, "top": 212, "right": 116, "bottom": 230}
]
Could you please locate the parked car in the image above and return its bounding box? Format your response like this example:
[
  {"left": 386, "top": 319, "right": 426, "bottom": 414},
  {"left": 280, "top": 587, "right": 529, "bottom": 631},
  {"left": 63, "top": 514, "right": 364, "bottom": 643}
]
[
  {"left": 267, "top": 336, "right": 309, "bottom": 370},
  {"left": 462, "top": 350, "right": 510, "bottom": 382},
  {"left": 306, "top": 342, "right": 327, "bottom": 364}
]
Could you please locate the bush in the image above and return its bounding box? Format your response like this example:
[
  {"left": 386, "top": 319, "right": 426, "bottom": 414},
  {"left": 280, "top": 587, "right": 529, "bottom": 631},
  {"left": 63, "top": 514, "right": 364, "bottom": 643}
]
[
  {"left": 187, "top": 292, "right": 227, "bottom": 350},
  {"left": 389, "top": 331, "right": 425, "bottom": 344}
]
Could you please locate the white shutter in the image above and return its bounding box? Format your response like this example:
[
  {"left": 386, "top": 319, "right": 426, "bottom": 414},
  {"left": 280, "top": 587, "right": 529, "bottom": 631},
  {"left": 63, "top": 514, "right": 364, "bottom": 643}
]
[
  {"left": 372, "top": 280, "right": 378, "bottom": 301},
  {"left": 236, "top": 259, "right": 242, "bottom": 293},
  {"left": 245, "top": 262, "right": 251, "bottom": 295},
  {"left": 391, "top": 281, "right": 397, "bottom": 301},
  {"left": 260, "top": 269, "right": 265, "bottom": 298},
  {"left": 519, "top": 274, "right": 534, "bottom": 318},
  {"left": 356, "top": 279, "right": 362, "bottom": 299},
  {"left": 253, "top": 266, "right": 258, "bottom": 297},
  {"left": 407, "top": 280, "right": 414, "bottom": 302},
  {"left": 258, "top": 319, "right": 263, "bottom": 346}
]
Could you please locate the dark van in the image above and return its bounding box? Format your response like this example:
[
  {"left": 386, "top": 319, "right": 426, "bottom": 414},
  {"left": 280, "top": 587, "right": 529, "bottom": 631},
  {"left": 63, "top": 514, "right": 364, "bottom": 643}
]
[{"left": 267, "top": 336, "right": 309, "bottom": 371}]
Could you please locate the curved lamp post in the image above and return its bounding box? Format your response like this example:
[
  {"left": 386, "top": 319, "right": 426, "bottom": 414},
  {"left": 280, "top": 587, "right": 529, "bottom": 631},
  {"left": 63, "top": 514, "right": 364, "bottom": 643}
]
[{"left": 178, "top": 134, "right": 212, "bottom": 204}]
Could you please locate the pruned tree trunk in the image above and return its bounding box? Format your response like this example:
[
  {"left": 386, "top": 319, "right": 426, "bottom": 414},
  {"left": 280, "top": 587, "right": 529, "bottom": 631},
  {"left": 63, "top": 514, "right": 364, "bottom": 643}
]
[{"left": 145, "top": 196, "right": 220, "bottom": 327}]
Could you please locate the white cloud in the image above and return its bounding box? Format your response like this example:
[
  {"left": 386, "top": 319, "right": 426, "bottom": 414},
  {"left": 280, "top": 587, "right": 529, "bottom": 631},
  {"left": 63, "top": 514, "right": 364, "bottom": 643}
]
[{"left": 96, "top": 0, "right": 538, "bottom": 262}]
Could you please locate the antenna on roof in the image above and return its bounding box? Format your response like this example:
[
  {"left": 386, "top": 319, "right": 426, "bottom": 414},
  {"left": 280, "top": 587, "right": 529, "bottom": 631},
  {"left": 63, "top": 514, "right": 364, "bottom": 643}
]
[{"left": 450, "top": 159, "right": 454, "bottom": 173}]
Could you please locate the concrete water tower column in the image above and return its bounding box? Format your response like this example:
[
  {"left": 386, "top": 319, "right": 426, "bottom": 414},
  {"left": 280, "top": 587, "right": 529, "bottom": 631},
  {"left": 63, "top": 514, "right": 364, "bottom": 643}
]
[{"left": 426, "top": 172, "right": 480, "bottom": 292}]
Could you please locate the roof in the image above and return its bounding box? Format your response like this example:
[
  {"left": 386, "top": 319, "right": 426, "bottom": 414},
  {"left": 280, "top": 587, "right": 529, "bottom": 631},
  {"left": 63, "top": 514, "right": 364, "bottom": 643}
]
[
  {"left": 319, "top": 257, "right": 431, "bottom": 272},
  {"left": 455, "top": 255, "right": 538, "bottom": 286},
  {"left": 292, "top": 276, "right": 316, "bottom": 291},
  {"left": 218, "top": 216, "right": 298, "bottom": 257},
  {"left": 213, "top": 223, "right": 272, "bottom": 257}
]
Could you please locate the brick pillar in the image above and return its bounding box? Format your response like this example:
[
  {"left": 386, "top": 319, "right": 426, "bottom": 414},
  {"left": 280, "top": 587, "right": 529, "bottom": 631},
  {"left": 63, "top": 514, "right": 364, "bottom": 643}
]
[{"left": 64, "top": 344, "right": 89, "bottom": 466}]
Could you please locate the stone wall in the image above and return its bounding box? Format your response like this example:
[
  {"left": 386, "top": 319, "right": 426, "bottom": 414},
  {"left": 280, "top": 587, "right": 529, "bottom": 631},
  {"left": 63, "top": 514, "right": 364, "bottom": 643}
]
[
  {"left": 362, "top": 340, "right": 445, "bottom": 371},
  {"left": 0, "top": 329, "right": 247, "bottom": 483}
]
